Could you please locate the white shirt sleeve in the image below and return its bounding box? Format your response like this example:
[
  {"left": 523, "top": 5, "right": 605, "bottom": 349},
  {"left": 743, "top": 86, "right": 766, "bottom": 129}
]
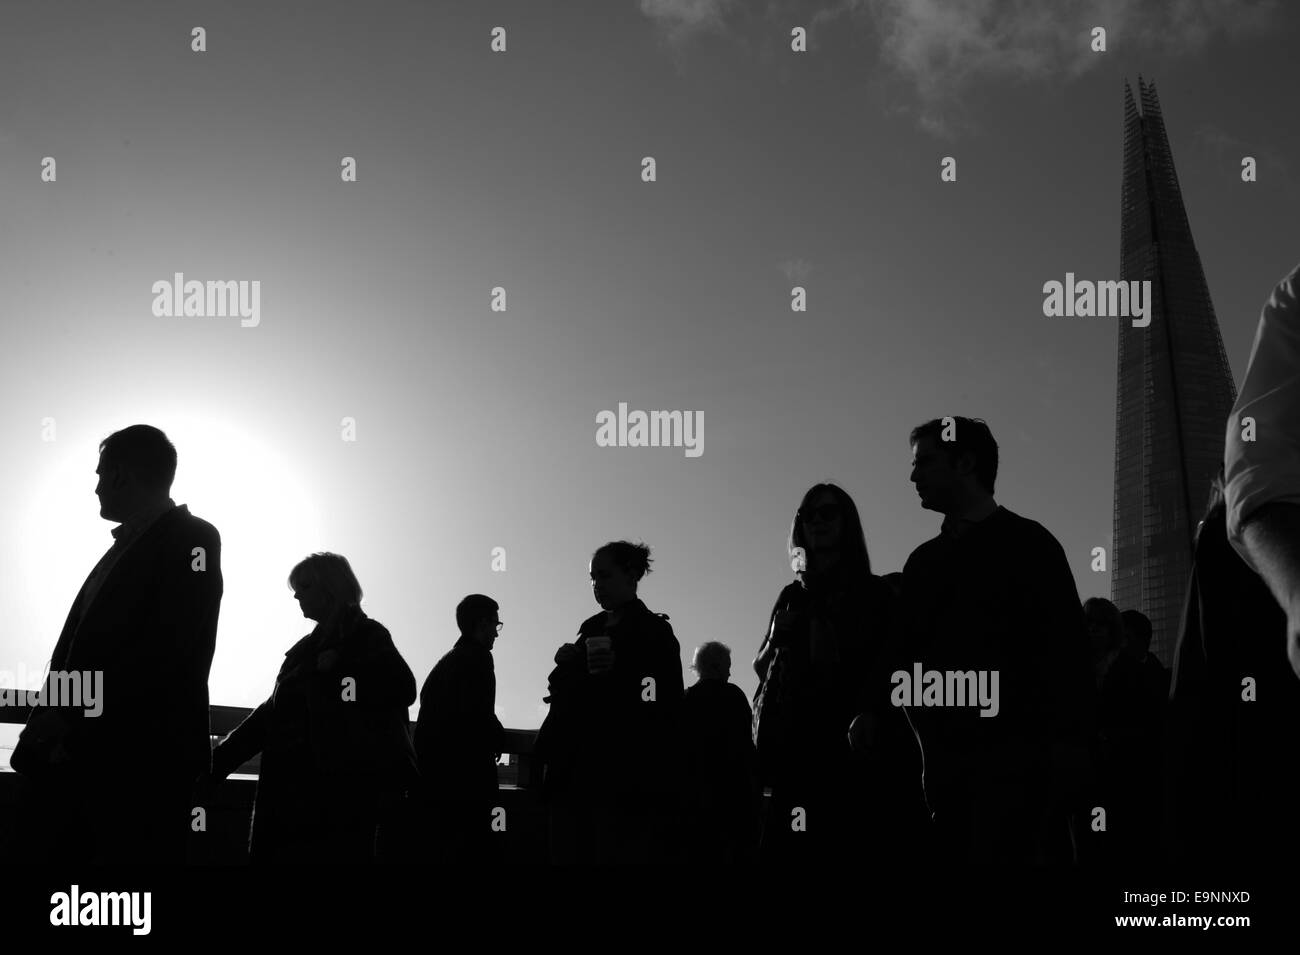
[{"left": 1224, "top": 262, "right": 1300, "bottom": 572}]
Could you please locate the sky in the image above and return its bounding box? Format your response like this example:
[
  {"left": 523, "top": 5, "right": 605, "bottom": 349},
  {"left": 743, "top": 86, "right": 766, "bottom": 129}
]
[{"left": 1, "top": 0, "right": 1297, "bottom": 737}]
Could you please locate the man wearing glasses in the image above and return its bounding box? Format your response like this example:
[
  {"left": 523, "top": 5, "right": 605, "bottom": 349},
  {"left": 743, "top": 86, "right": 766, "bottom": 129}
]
[{"left": 414, "top": 594, "right": 506, "bottom": 864}]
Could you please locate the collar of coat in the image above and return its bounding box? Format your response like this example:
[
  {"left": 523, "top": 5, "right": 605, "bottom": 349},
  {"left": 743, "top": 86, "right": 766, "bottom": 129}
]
[
  {"left": 452, "top": 633, "right": 494, "bottom": 659},
  {"left": 578, "top": 598, "right": 670, "bottom": 635}
]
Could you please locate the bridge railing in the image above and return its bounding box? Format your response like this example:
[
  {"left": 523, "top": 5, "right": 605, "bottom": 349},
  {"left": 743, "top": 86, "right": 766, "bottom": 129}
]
[
  {"left": 0, "top": 697, "right": 548, "bottom": 863},
  {"left": 0, "top": 695, "right": 541, "bottom": 789}
]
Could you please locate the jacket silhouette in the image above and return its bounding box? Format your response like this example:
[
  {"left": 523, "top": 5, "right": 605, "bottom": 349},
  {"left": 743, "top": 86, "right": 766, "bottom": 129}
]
[
  {"left": 13, "top": 502, "right": 222, "bottom": 863},
  {"left": 416, "top": 635, "right": 504, "bottom": 804},
  {"left": 212, "top": 603, "right": 418, "bottom": 863},
  {"left": 536, "top": 598, "right": 685, "bottom": 863},
  {"left": 754, "top": 567, "right": 922, "bottom": 864},
  {"left": 901, "top": 506, "right": 1094, "bottom": 865},
  {"left": 683, "top": 677, "right": 761, "bottom": 863},
  {"left": 413, "top": 634, "right": 504, "bottom": 863}
]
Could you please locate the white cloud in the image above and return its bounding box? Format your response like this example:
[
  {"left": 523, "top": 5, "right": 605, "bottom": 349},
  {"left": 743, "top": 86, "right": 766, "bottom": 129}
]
[
  {"left": 852, "top": 0, "right": 1278, "bottom": 135},
  {"left": 639, "top": 0, "right": 740, "bottom": 42},
  {"left": 639, "top": 0, "right": 1280, "bottom": 136}
]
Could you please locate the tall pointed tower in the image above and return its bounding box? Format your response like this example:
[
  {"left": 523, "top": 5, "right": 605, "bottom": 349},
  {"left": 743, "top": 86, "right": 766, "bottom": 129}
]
[{"left": 1111, "top": 77, "right": 1238, "bottom": 665}]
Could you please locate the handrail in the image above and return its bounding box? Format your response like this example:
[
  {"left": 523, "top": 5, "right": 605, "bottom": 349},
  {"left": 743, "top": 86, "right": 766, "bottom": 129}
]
[{"left": 0, "top": 700, "right": 541, "bottom": 788}]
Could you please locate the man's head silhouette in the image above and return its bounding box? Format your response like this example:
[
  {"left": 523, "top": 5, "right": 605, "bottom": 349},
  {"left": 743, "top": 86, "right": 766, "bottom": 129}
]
[
  {"left": 908, "top": 417, "right": 998, "bottom": 517},
  {"left": 95, "top": 424, "right": 177, "bottom": 523},
  {"left": 456, "top": 594, "right": 501, "bottom": 651},
  {"left": 1120, "top": 609, "right": 1153, "bottom": 661},
  {"left": 691, "top": 641, "right": 731, "bottom": 682},
  {"left": 1085, "top": 596, "right": 1124, "bottom": 659}
]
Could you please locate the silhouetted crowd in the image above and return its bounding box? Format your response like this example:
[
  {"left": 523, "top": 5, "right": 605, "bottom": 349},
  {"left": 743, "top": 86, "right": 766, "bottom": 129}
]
[{"left": 8, "top": 260, "right": 1300, "bottom": 867}]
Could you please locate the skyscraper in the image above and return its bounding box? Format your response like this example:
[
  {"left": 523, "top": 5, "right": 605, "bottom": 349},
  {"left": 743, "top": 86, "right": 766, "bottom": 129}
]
[{"left": 1112, "top": 77, "right": 1238, "bottom": 665}]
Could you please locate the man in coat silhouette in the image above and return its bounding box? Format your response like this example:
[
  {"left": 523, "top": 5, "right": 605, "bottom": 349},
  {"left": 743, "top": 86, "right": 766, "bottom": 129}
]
[
  {"left": 414, "top": 594, "right": 505, "bottom": 863},
  {"left": 13, "top": 424, "right": 222, "bottom": 864},
  {"left": 902, "top": 417, "right": 1093, "bottom": 865}
]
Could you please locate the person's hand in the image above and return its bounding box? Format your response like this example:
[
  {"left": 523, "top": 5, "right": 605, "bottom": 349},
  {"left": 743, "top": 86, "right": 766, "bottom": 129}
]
[
  {"left": 555, "top": 643, "right": 582, "bottom": 667},
  {"left": 586, "top": 639, "right": 615, "bottom": 675}
]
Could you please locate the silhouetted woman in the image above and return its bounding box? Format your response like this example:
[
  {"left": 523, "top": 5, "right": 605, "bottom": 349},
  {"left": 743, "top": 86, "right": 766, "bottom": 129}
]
[
  {"left": 536, "top": 541, "right": 685, "bottom": 863},
  {"left": 210, "top": 552, "right": 418, "bottom": 863},
  {"left": 752, "top": 483, "right": 925, "bottom": 865}
]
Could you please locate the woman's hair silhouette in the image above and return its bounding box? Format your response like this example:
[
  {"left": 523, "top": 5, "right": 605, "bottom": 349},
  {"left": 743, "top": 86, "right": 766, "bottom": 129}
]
[
  {"left": 287, "top": 552, "right": 363, "bottom": 607},
  {"left": 788, "top": 482, "right": 872, "bottom": 578}
]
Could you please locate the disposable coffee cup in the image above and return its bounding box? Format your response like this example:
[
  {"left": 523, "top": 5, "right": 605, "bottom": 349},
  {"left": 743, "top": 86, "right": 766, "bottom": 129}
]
[{"left": 586, "top": 635, "right": 613, "bottom": 672}]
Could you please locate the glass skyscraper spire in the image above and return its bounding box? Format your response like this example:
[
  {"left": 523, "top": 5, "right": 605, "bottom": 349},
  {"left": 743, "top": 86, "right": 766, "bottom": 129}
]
[{"left": 1112, "top": 77, "right": 1238, "bottom": 665}]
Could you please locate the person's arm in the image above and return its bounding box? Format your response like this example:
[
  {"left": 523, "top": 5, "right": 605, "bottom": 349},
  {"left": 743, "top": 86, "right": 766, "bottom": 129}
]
[
  {"left": 211, "top": 700, "right": 271, "bottom": 779},
  {"left": 1016, "top": 528, "right": 1095, "bottom": 809},
  {"left": 160, "top": 521, "right": 223, "bottom": 717},
  {"left": 1033, "top": 532, "right": 1095, "bottom": 742},
  {"left": 545, "top": 640, "right": 587, "bottom": 705},
  {"left": 455, "top": 657, "right": 504, "bottom": 757},
  {"left": 1240, "top": 502, "right": 1300, "bottom": 678},
  {"left": 660, "top": 629, "right": 685, "bottom": 702},
  {"left": 754, "top": 625, "right": 777, "bottom": 679},
  {"left": 1225, "top": 263, "right": 1300, "bottom": 586},
  {"left": 847, "top": 585, "right": 904, "bottom": 751},
  {"left": 60, "top": 521, "right": 223, "bottom": 765},
  {"left": 732, "top": 683, "right": 755, "bottom": 739},
  {"left": 754, "top": 584, "right": 803, "bottom": 678},
  {"left": 853, "top": 581, "right": 903, "bottom": 714}
]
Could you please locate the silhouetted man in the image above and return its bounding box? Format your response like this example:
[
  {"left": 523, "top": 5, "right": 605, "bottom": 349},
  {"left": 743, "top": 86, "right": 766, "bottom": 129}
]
[
  {"left": 1118, "top": 610, "right": 1168, "bottom": 722},
  {"left": 901, "top": 417, "right": 1093, "bottom": 865},
  {"left": 683, "top": 641, "right": 760, "bottom": 863},
  {"left": 13, "top": 424, "right": 223, "bottom": 864},
  {"left": 1106, "top": 610, "right": 1165, "bottom": 861},
  {"left": 414, "top": 594, "right": 505, "bottom": 864}
]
